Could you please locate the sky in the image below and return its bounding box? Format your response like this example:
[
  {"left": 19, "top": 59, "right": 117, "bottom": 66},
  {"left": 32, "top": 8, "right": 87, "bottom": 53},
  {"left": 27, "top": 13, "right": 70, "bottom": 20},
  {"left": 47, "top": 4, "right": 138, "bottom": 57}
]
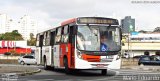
[{"left": 0, "top": 0, "right": 160, "bottom": 32}]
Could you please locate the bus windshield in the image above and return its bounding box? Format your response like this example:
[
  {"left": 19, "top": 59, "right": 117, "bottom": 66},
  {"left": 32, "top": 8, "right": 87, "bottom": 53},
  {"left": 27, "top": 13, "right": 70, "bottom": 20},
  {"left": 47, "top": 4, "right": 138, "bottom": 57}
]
[{"left": 77, "top": 25, "right": 121, "bottom": 51}]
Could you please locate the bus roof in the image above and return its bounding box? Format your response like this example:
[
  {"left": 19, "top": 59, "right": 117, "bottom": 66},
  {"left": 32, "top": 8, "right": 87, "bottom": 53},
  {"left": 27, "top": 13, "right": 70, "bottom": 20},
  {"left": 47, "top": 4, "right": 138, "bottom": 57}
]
[{"left": 61, "top": 18, "right": 76, "bottom": 26}]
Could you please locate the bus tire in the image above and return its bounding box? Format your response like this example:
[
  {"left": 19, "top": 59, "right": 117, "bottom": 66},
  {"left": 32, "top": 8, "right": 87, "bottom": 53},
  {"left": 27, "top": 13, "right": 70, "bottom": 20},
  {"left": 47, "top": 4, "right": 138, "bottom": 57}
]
[
  {"left": 101, "top": 69, "right": 107, "bottom": 75},
  {"left": 64, "top": 57, "right": 70, "bottom": 74},
  {"left": 20, "top": 61, "right": 25, "bottom": 65},
  {"left": 44, "top": 58, "right": 50, "bottom": 70}
]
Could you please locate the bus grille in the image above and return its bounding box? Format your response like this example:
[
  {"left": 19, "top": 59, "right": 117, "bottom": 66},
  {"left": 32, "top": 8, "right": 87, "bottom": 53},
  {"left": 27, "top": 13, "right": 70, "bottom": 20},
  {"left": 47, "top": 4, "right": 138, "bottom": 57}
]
[{"left": 86, "top": 58, "right": 100, "bottom": 62}]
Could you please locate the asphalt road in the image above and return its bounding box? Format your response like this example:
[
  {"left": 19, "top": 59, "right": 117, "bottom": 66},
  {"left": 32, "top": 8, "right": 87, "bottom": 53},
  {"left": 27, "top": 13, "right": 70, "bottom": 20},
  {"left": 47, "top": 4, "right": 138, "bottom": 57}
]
[
  {"left": 1, "top": 65, "right": 160, "bottom": 81},
  {"left": 19, "top": 68, "right": 160, "bottom": 81}
]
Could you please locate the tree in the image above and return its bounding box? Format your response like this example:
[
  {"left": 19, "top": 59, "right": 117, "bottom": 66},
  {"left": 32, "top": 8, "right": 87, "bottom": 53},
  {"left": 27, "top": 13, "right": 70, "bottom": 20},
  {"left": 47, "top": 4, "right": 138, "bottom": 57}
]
[
  {"left": 0, "top": 34, "right": 4, "bottom": 40},
  {"left": 27, "top": 33, "right": 36, "bottom": 46},
  {"left": 4, "top": 52, "right": 11, "bottom": 64},
  {"left": 0, "top": 30, "right": 23, "bottom": 40},
  {"left": 153, "top": 27, "right": 160, "bottom": 32},
  {"left": 138, "top": 30, "right": 147, "bottom": 33}
]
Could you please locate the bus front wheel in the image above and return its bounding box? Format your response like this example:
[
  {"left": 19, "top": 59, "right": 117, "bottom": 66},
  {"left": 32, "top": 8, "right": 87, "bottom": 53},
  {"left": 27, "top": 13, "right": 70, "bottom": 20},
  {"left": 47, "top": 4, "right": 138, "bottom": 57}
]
[{"left": 101, "top": 69, "right": 107, "bottom": 75}]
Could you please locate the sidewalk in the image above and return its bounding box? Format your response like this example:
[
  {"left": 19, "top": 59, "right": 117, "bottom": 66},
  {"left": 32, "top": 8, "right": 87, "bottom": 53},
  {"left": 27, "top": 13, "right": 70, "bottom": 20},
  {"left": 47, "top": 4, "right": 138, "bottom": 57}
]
[
  {"left": 121, "top": 65, "right": 160, "bottom": 71},
  {"left": 0, "top": 64, "right": 41, "bottom": 76}
]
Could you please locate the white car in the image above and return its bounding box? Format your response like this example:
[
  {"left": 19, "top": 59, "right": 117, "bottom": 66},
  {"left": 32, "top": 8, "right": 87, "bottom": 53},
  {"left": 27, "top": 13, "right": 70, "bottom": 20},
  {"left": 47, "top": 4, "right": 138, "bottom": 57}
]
[{"left": 18, "top": 55, "right": 37, "bottom": 65}]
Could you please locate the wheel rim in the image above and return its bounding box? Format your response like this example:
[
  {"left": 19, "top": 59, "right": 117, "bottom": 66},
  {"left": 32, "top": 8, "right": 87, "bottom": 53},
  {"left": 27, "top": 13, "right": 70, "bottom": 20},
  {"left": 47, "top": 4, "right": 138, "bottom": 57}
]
[{"left": 21, "top": 61, "right": 24, "bottom": 65}]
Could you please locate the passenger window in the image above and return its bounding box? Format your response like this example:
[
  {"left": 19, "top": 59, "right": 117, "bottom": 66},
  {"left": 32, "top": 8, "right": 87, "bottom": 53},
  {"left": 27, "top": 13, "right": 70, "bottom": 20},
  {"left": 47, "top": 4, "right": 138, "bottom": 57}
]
[
  {"left": 64, "top": 25, "right": 68, "bottom": 34},
  {"left": 36, "top": 34, "right": 40, "bottom": 46},
  {"left": 63, "top": 25, "right": 69, "bottom": 43},
  {"left": 55, "top": 28, "right": 62, "bottom": 44},
  {"left": 46, "top": 31, "right": 50, "bottom": 45},
  {"left": 43, "top": 32, "right": 47, "bottom": 45},
  {"left": 50, "top": 30, "right": 56, "bottom": 45}
]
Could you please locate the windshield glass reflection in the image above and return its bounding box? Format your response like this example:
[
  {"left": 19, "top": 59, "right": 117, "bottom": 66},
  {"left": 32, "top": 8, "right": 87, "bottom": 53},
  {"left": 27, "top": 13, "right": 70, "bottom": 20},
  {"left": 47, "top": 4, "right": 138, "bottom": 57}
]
[{"left": 77, "top": 25, "right": 121, "bottom": 51}]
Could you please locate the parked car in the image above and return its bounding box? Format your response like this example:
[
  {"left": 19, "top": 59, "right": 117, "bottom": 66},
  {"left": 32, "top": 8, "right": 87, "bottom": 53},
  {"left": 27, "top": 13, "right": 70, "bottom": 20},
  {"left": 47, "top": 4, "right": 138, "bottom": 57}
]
[
  {"left": 138, "top": 55, "right": 160, "bottom": 66},
  {"left": 18, "top": 55, "right": 37, "bottom": 65}
]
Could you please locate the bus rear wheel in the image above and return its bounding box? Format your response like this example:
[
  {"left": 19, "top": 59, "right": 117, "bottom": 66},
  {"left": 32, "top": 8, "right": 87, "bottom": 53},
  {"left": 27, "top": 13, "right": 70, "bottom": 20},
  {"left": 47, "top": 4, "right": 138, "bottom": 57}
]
[
  {"left": 64, "top": 57, "right": 71, "bottom": 74},
  {"left": 101, "top": 69, "right": 107, "bottom": 75}
]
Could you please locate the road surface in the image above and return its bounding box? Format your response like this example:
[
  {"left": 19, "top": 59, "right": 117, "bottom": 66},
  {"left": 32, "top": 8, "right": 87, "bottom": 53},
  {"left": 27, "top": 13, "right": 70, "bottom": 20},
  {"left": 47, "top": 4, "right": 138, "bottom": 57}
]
[{"left": 15, "top": 66, "right": 160, "bottom": 81}]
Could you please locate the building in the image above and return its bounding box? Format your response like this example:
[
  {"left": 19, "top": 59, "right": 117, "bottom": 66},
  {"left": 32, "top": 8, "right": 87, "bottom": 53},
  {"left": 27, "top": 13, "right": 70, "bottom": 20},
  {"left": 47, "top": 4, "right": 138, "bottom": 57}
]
[
  {"left": 122, "top": 33, "right": 160, "bottom": 57},
  {"left": 18, "top": 15, "right": 37, "bottom": 40},
  {"left": 121, "top": 16, "right": 135, "bottom": 34},
  {"left": 0, "top": 41, "right": 31, "bottom": 54},
  {"left": 0, "top": 14, "right": 15, "bottom": 33}
]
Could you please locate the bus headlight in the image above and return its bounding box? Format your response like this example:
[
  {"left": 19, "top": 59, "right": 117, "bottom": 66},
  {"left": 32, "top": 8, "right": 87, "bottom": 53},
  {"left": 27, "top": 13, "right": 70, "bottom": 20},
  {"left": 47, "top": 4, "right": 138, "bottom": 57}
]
[
  {"left": 116, "top": 52, "right": 121, "bottom": 60},
  {"left": 77, "top": 51, "right": 82, "bottom": 59},
  {"left": 116, "top": 55, "right": 120, "bottom": 60}
]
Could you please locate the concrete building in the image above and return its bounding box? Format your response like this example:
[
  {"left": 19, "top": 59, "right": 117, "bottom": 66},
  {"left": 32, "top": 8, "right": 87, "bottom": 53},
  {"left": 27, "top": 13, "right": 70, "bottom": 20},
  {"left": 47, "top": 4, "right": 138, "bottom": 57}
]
[
  {"left": 18, "top": 15, "right": 37, "bottom": 40},
  {"left": 121, "top": 16, "right": 135, "bottom": 34},
  {"left": 122, "top": 33, "right": 160, "bottom": 57},
  {"left": 0, "top": 14, "right": 15, "bottom": 33}
]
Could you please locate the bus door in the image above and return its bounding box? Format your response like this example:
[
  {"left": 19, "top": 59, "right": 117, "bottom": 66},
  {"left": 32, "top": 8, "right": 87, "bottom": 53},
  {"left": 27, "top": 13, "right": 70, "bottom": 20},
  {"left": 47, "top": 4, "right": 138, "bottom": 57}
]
[
  {"left": 54, "top": 28, "right": 61, "bottom": 67},
  {"left": 69, "top": 25, "right": 76, "bottom": 67}
]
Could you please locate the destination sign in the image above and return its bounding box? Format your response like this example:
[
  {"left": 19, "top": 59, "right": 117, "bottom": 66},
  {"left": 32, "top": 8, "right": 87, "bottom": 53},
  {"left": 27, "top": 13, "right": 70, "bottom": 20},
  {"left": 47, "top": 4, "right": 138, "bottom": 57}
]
[{"left": 77, "top": 17, "right": 119, "bottom": 25}]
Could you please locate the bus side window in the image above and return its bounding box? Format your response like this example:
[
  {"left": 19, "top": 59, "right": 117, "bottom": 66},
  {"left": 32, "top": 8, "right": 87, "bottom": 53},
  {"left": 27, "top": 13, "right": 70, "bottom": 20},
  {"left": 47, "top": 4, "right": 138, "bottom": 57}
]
[
  {"left": 39, "top": 34, "right": 44, "bottom": 47},
  {"left": 63, "top": 25, "right": 69, "bottom": 43},
  {"left": 55, "top": 27, "right": 62, "bottom": 44},
  {"left": 50, "top": 31, "right": 56, "bottom": 45},
  {"left": 61, "top": 27, "right": 64, "bottom": 43},
  {"left": 43, "top": 32, "right": 47, "bottom": 46},
  {"left": 46, "top": 31, "right": 50, "bottom": 46},
  {"left": 36, "top": 34, "right": 40, "bottom": 46}
]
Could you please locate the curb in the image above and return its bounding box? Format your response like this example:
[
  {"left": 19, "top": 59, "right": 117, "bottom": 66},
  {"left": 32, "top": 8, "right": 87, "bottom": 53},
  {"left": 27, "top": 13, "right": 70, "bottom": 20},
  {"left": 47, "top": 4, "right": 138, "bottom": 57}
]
[
  {"left": 17, "top": 69, "right": 41, "bottom": 76},
  {"left": 0, "top": 69, "right": 41, "bottom": 78},
  {"left": 121, "top": 66, "right": 160, "bottom": 71}
]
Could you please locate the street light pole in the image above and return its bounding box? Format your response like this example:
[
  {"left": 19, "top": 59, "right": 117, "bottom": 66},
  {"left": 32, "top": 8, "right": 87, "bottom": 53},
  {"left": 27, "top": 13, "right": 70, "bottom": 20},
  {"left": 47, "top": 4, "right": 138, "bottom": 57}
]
[{"left": 128, "top": 32, "right": 130, "bottom": 58}]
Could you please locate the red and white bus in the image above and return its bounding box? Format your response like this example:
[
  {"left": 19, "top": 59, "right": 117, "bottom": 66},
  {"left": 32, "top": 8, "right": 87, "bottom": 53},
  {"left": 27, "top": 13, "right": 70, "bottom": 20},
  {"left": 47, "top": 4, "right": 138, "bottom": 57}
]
[{"left": 35, "top": 17, "right": 122, "bottom": 75}]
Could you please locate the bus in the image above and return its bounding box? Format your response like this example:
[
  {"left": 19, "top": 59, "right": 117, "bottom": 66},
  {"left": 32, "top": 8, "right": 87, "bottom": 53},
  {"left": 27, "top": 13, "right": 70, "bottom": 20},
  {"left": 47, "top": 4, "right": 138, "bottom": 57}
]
[{"left": 35, "top": 17, "right": 122, "bottom": 75}]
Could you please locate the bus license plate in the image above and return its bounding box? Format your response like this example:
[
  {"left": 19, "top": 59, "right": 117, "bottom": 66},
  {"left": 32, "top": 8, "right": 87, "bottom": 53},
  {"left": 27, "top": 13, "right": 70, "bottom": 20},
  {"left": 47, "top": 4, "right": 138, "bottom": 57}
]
[{"left": 96, "top": 64, "right": 104, "bottom": 67}]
